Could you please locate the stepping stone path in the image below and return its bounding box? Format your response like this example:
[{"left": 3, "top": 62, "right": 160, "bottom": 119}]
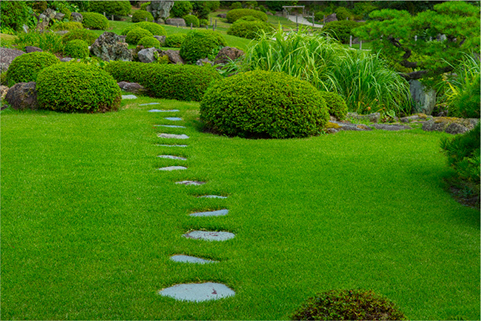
[
  {"left": 184, "top": 230, "right": 235, "bottom": 241},
  {"left": 189, "top": 209, "right": 229, "bottom": 217},
  {"left": 165, "top": 117, "right": 182, "bottom": 121},
  {"left": 170, "top": 254, "right": 217, "bottom": 264},
  {"left": 149, "top": 109, "right": 180, "bottom": 113},
  {"left": 122, "top": 94, "right": 137, "bottom": 99},
  {"left": 155, "top": 125, "right": 186, "bottom": 128},
  {"left": 159, "top": 282, "right": 235, "bottom": 302},
  {"left": 140, "top": 102, "right": 160, "bottom": 106},
  {"left": 176, "top": 180, "right": 205, "bottom": 185},
  {"left": 199, "top": 195, "right": 228, "bottom": 199},
  {"left": 158, "top": 166, "right": 187, "bottom": 171},
  {"left": 158, "top": 155, "right": 187, "bottom": 160},
  {"left": 158, "top": 133, "right": 189, "bottom": 139},
  {"left": 158, "top": 144, "right": 188, "bottom": 148}
]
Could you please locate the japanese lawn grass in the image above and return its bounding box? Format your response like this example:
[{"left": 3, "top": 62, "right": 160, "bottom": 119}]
[{"left": 1, "top": 97, "right": 479, "bottom": 320}]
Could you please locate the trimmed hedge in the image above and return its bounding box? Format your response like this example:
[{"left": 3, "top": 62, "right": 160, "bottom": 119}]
[
  {"left": 37, "top": 63, "right": 121, "bottom": 113},
  {"left": 126, "top": 28, "right": 153, "bottom": 45},
  {"left": 64, "top": 39, "right": 89, "bottom": 59},
  {"left": 80, "top": 12, "right": 109, "bottom": 30},
  {"left": 52, "top": 22, "right": 84, "bottom": 31},
  {"left": 135, "top": 21, "right": 167, "bottom": 36},
  {"left": 171, "top": 1, "right": 193, "bottom": 18},
  {"left": 322, "top": 20, "right": 364, "bottom": 44},
  {"left": 183, "top": 14, "right": 200, "bottom": 27},
  {"left": 105, "top": 61, "right": 221, "bottom": 101},
  {"left": 132, "top": 10, "right": 154, "bottom": 23},
  {"left": 319, "top": 91, "right": 348, "bottom": 120},
  {"left": 226, "top": 9, "right": 267, "bottom": 23},
  {"left": 89, "top": 1, "right": 131, "bottom": 16},
  {"left": 227, "top": 20, "right": 273, "bottom": 39},
  {"left": 6, "top": 52, "right": 60, "bottom": 87},
  {"left": 179, "top": 30, "right": 227, "bottom": 63},
  {"left": 138, "top": 36, "right": 160, "bottom": 48},
  {"left": 61, "top": 29, "right": 99, "bottom": 45},
  {"left": 165, "top": 33, "right": 186, "bottom": 48},
  {"left": 200, "top": 70, "right": 329, "bottom": 138}
]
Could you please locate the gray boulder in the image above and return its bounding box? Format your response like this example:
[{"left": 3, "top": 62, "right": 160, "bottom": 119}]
[
  {"left": 196, "top": 58, "right": 213, "bottom": 66},
  {"left": 165, "top": 18, "right": 186, "bottom": 27},
  {"left": 0, "top": 48, "right": 25, "bottom": 72},
  {"left": 138, "top": 48, "right": 157, "bottom": 63},
  {"left": 324, "top": 13, "right": 338, "bottom": 23},
  {"left": 5, "top": 82, "right": 38, "bottom": 110},
  {"left": 214, "top": 47, "right": 245, "bottom": 65},
  {"left": 25, "top": 46, "right": 43, "bottom": 53},
  {"left": 90, "top": 32, "right": 132, "bottom": 62},
  {"left": 118, "top": 82, "right": 147, "bottom": 95},
  {"left": 217, "top": 13, "right": 227, "bottom": 18},
  {"left": 158, "top": 50, "right": 184, "bottom": 64},
  {"left": 347, "top": 112, "right": 381, "bottom": 123},
  {"left": 71, "top": 12, "right": 83, "bottom": 22},
  {"left": 55, "top": 12, "right": 65, "bottom": 20},
  {"left": 154, "top": 35, "right": 166, "bottom": 46},
  {"left": 422, "top": 117, "right": 476, "bottom": 134},
  {"left": 409, "top": 79, "right": 436, "bottom": 115},
  {"left": 148, "top": 0, "right": 174, "bottom": 20},
  {"left": 371, "top": 124, "right": 412, "bottom": 131}
]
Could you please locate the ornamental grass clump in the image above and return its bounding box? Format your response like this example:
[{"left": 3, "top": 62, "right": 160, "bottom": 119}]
[
  {"left": 6, "top": 52, "right": 59, "bottom": 86},
  {"left": 200, "top": 70, "right": 329, "bottom": 138}
]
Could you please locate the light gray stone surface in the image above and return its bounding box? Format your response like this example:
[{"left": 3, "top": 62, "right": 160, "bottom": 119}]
[
  {"left": 157, "top": 166, "right": 187, "bottom": 171},
  {"left": 122, "top": 95, "right": 137, "bottom": 99},
  {"left": 165, "top": 117, "right": 182, "bottom": 121},
  {"left": 158, "top": 282, "right": 235, "bottom": 302},
  {"left": 138, "top": 47, "right": 157, "bottom": 63},
  {"left": 189, "top": 209, "right": 229, "bottom": 217},
  {"left": 158, "top": 144, "right": 188, "bottom": 147},
  {"left": 90, "top": 32, "right": 132, "bottom": 62},
  {"left": 149, "top": 109, "right": 180, "bottom": 112},
  {"left": 157, "top": 155, "right": 187, "bottom": 160},
  {"left": 175, "top": 180, "right": 205, "bottom": 185},
  {"left": 199, "top": 195, "right": 227, "bottom": 199},
  {"left": 155, "top": 125, "right": 186, "bottom": 128},
  {"left": 170, "top": 255, "right": 216, "bottom": 264},
  {"left": 371, "top": 124, "right": 412, "bottom": 131},
  {"left": 158, "top": 133, "right": 189, "bottom": 139},
  {"left": 140, "top": 102, "right": 160, "bottom": 106},
  {"left": 409, "top": 79, "right": 436, "bottom": 115},
  {"left": 183, "top": 230, "right": 235, "bottom": 241}
]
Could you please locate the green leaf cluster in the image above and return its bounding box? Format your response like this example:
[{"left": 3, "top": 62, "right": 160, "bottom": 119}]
[
  {"left": 131, "top": 10, "right": 154, "bottom": 23},
  {"left": 80, "top": 12, "right": 109, "bottom": 30},
  {"left": 226, "top": 9, "right": 267, "bottom": 23},
  {"left": 179, "top": 30, "right": 227, "bottom": 63},
  {"left": 0, "top": 1, "right": 32, "bottom": 32},
  {"left": 319, "top": 91, "right": 348, "bottom": 120},
  {"left": 63, "top": 39, "right": 89, "bottom": 59},
  {"left": 89, "top": 1, "right": 131, "bottom": 17},
  {"left": 170, "top": 1, "right": 193, "bottom": 18},
  {"left": 6, "top": 52, "right": 60, "bottom": 87},
  {"left": 61, "top": 29, "right": 99, "bottom": 46}
]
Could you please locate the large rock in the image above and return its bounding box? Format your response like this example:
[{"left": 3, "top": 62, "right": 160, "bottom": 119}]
[
  {"left": 148, "top": 0, "right": 174, "bottom": 21},
  {"left": 5, "top": 82, "right": 38, "bottom": 110},
  {"left": 158, "top": 50, "right": 184, "bottom": 64},
  {"left": 324, "top": 13, "right": 338, "bottom": 23},
  {"left": 0, "top": 48, "right": 25, "bottom": 72},
  {"left": 117, "top": 82, "right": 147, "bottom": 95},
  {"left": 214, "top": 47, "right": 245, "bottom": 65},
  {"left": 422, "top": 117, "right": 478, "bottom": 134},
  {"left": 90, "top": 32, "right": 132, "bottom": 62},
  {"left": 165, "top": 18, "right": 186, "bottom": 27},
  {"left": 138, "top": 48, "right": 157, "bottom": 63},
  {"left": 409, "top": 79, "right": 436, "bottom": 115},
  {"left": 154, "top": 35, "right": 166, "bottom": 46},
  {"left": 217, "top": 13, "right": 227, "bottom": 18},
  {"left": 71, "top": 12, "right": 83, "bottom": 22},
  {"left": 25, "top": 46, "right": 43, "bottom": 53},
  {"left": 55, "top": 12, "right": 65, "bottom": 20},
  {"left": 0, "top": 86, "right": 9, "bottom": 101}
]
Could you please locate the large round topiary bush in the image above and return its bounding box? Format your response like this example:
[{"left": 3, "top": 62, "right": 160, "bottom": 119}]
[
  {"left": 80, "top": 12, "right": 109, "bottom": 30},
  {"left": 132, "top": 10, "right": 154, "bottom": 22},
  {"left": 227, "top": 19, "right": 274, "bottom": 39},
  {"left": 319, "top": 91, "right": 348, "bottom": 120},
  {"left": 6, "top": 52, "right": 59, "bottom": 87},
  {"left": 52, "top": 21, "right": 83, "bottom": 31},
  {"left": 126, "top": 27, "right": 153, "bottom": 45},
  {"left": 138, "top": 36, "right": 160, "bottom": 48},
  {"left": 226, "top": 8, "right": 268, "bottom": 23},
  {"left": 200, "top": 70, "right": 329, "bottom": 138},
  {"left": 37, "top": 63, "right": 121, "bottom": 113},
  {"left": 135, "top": 21, "right": 167, "bottom": 36},
  {"left": 165, "top": 33, "right": 186, "bottom": 48},
  {"left": 61, "top": 29, "right": 99, "bottom": 45},
  {"left": 63, "top": 39, "right": 90, "bottom": 59},
  {"left": 290, "top": 289, "right": 407, "bottom": 320},
  {"left": 179, "top": 30, "right": 227, "bottom": 63}
]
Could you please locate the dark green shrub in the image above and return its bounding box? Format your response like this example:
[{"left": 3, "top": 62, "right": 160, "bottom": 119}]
[
  {"left": 132, "top": 10, "right": 154, "bottom": 22},
  {"left": 230, "top": 2, "right": 242, "bottom": 9},
  {"left": 138, "top": 36, "right": 160, "bottom": 48},
  {"left": 37, "top": 63, "right": 121, "bottom": 113},
  {"left": 165, "top": 33, "right": 186, "bottom": 48},
  {"left": 179, "top": 30, "right": 227, "bottom": 63},
  {"left": 0, "top": 1, "right": 32, "bottom": 32},
  {"left": 200, "top": 70, "right": 329, "bottom": 138},
  {"left": 226, "top": 9, "right": 267, "bottom": 23},
  {"left": 451, "top": 76, "right": 480, "bottom": 118},
  {"left": 121, "top": 24, "right": 138, "bottom": 35},
  {"left": 208, "top": 1, "right": 220, "bottom": 11},
  {"left": 199, "top": 19, "right": 209, "bottom": 27},
  {"left": 31, "top": 1, "right": 48, "bottom": 13},
  {"left": 135, "top": 21, "right": 166, "bottom": 36},
  {"left": 140, "top": 2, "right": 150, "bottom": 10},
  {"left": 290, "top": 289, "right": 407, "bottom": 320},
  {"left": 191, "top": 1, "right": 213, "bottom": 19},
  {"left": 126, "top": 27, "right": 153, "bottom": 45},
  {"left": 80, "top": 12, "right": 109, "bottom": 30},
  {"left": 58, "top": 6, "right": 72, "bottom": 20},
  {"left": 322, "top": 20, "right": 364, "bottom": 44},
  {"left": 51, "top": 22, "right": 83, "bottom": 31},
  {"left": 227, "top": 20, "right": 273, "bottom": 39},
  {"left": 89, "top": 1, "right": 131, "bottom": 16},
  {"left": 335, "top": 7, "right": 353, "bottom": 21},
  {"left": 61, "top": 29, "right": 99, "bottom": 45},
  {"left": 14, "top": 31, "right": 64, "bottom": 53},
  {"left": 64, "top": 39, "right": 89, "bottom": 58},
  {"left": 319, "top": 91, "right": 348, "bottom": 120},
  {"left": 183, "top": 14, "right": 200, "bottom": 27},
  {"left": 6, "top": 52, "right": 60, "bottom": 86},
  {"left": 170, "top": 1, "right": 193, "bottom": 18},
  {"left": 314, "top": 11, "right": 326, "bottom": 22},
  {"left": 265, "top": 1, "right": 296, "bottom": 11},
  {"left": 237, "top": 15, "right": 261, "bottom": 22}
]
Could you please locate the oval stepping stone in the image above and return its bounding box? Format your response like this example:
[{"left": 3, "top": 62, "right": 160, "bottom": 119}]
[
  {"left": 158, "top": 133, "right": 189, "bottom": 139},
  {"left": 149, "top": 109, "right": 180, "bottom": 113},
  {"left": 199, "top": 195, "right": 227, "bottom": 199},
  {"left": 158, "top": 166, "right": 187, "bottom": 171},
  {"left": 189, "top": 209, "right": 228, "bottom": 217},
  {"left": 158, "top": 155, "right": 187, "bottom": 160},
  {"left": 176, "top": 180, "right": 205, "bottom": 186},
  {"left": 165, "top": 117, "right": 182, "bottom": 121},
  {"left": 183, "top": 230, "right": 235, "bottom": 241},
  {"left": 140, "top": 102, "right": 160, "bottom": 106},
  {"left": 155, "top": 125, "right": 186, "bottom": 128},
  {"left": 122, "top": 94, "right": 137, "bottom": 99},
  {"left": 170, "top": 255, "right": 217, "bottom": 264},
  {"left": 158, "top": 144, "right": 188, "bottom": 148},
  {"left": 158, "top": 282, "right": 235, "bottom": 302}
]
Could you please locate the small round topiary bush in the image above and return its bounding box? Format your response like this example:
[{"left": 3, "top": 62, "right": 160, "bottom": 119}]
[
  {"left": 37, "top": 63, "right": 121, "bottom": 113},
  {"left": 80, "top": 12, "right": 109, "bottom": 30},
  {"left": 135, "top": 21, "right": 167, "bottom": 36},
  {"left": 52, "top": 21, "right": 83, "bottom": 31},
  {"left": 61, "top": 29, "right": 99, "bottom": 45},
  {"left": 200, "top": 70, "right": 329, "bottom": 138},
  {"left": 64, "top": 39, "right": 89, "bottom": 59},
  {"left": 183, "top": 14, "right": 200, "bottom": 27},
  {"left": 6, "top": 51, "right": 59, "bottom": 87},
  {"left": 140, "top": 2, "right": 150, "bottom": 11},
  {"left": 126, "top": 27, "right": 153, "bottom": 45},
  {"left": 322, "top": 20, "right": 364, "bottom": 44},
  {"left": 132, "top": 10, "right": 154, "bottom": 22},
  {"left": 138, "top": 36, "right": 160, "bottom": 48},
  {"left": 227, "top": 20, "right": 273, "bottom": 39},
  {"left": 179, "top": 30, "right": 227, "bottom": 63},
  {"left": 226, "top": 8, "right": 267, "bottom": 23},
  {"left": 121, "top": 24, "right": 138, "bottom": 35},
  {"left": 89, "top": 1, "right": 131, "bottom": 17},
  {"left": 237, "top": 15, "right": 261, "bottom": 22},
  {"left": 319, "top": 91, "right": 348, "bottom": 120},
  {"left": 165, "top": 33, "right": 186, "bottom": 48},
  {"left": 290, "top": 289, "right": 407, "bottom": 320}
]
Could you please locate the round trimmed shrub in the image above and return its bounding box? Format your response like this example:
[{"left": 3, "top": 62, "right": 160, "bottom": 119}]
[
  {"left": 132, "top": 10, "right": 154, "bottom": 22},
  {"left": 322, "top": 20, "right": 364, "bottom": 44},
  {"left": 183, "top": 14, "right": 199, "bottom": 27},
  {"left": 89, "top": 1, "right": 131, "bottom": 16},
  {"left": 171, "top": 1, "right": 193, "bottom": 18},
  {"left": 64, "top": 39, "right": 89, "bottom": 59},
  {"left": 237, "top": 15, "right": 261, "bottom": 22},
  {"left": 121, "top": 24, "right": 138, "bottom": 35},
  {"left": 140, "top": 2, "right": 150, "bottom": 10},
  {"left": 138, "top": 36, "right": 160, "bottom": 48},
  {"left": 6, "top": 52, "right": 59, "bottom": 87},
  {"left": 126, "top": 27, "right": 153, "bottom": 45},
  {"left": 52, "top": 22, "right": 83, "bottom": 31},
  {"left": 37, "top": 63, "right": 121, "bottom": 113},
  {"left": 61, "top": 29, "right": 99, "bottom": 45},
  {"left": 165, "top": 33, "right": 186, "bottom": 48},
  {"left": 335, "top": 7, "right": 353, "bottom": 21},
  {"left": 179, "top": 30, "right": 227, "bottom": 63},
  {"left": 227, "top": 20, "right": 273, "bottom": 39},
  {"left": 230, "top": 2, "right": 242, "bottom": 9},
  {"left": 199, "top": 19, "right": 209, "bottom": 27},
  {"left": 200, "top": 70, "right": 329, "bottom": 138},
  {"left": 290, "top": 289, "right": 407, "bottom": 320},
  {"left": 135, "top": 21, "right": 167, "bottom": 36},
  {"left": 319, "top": 91, "right": 348, "bottom": 120},
  {"left": 226, "top": 9, "right": 267, "bottom": 23},
  {"left": 57, "top": 6, "right": 72, "bottom": 20},
  {"left": 80, "top": 12, "right": 109, "bottom": 30}
]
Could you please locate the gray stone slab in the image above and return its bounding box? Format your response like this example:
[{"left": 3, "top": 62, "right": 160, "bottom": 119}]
[
  {"left": 158, "top": 155, "right": 187, "bottom": 160},
  {"left": 189, "top": 209, "right": 229, "bottom": 217},
  {"left": 122, "top": 95, "right": 137, "bottom": 99},
  {"left": 176, "top": 180, "right": 205, "bottom": 185},
  {"left": 371, "top": 124, "right": 412, "bottom": 131},
  {"left": 199, "top": 195, "right": 228, "bottom": 199},
  {"left": 140, "top": 102, "right": 160, "bottom": 106},
  {"left": 183, "top": 230, "right": 235, "bottom": 241},
  {"left": 155, "top": 125, "right": 186, "bottom": 128},
  {"left": 158, "top": 166, "right": 187, "bottom": 171},
  {"left": 170, "top": 255, "right": 217, "bottom": 264},
  {"left": 149, "top": 109, "right": 180, "bottom": 112},
  {"left": 158, "top": 282, "right": 235, "bottom": 302},
  {"left": 158, "top": 144, "right": 188, "bottom": 148},
  {"left": 165, "top": 117, "right": 183, "bottom": 121},
  {"left": 158, "top": 133, "right": 189, "bottom": 139}
]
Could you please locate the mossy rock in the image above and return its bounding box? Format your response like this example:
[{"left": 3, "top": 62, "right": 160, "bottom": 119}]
[{"left": 6, "top": 51, "right": 59, "bottom": 87}]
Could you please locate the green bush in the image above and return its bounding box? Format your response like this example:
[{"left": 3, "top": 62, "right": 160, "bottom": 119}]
[
  {"left": 319, "top": 91, "right": 348, "bottom": 120},
  {"left": 0, "top": 72, "right": 7, "bottom": 85},
  {"left": 58, "top": 6, "right": 72, "bottom": 20},
  {"left": 335, "top": 7, "right": 353, "bottom": 21},
  {"left": 6, "top": 52, "right": 60, "bottom": 87},
  {"left": 31, "top": 1, "right": 48, "bottom": 13},
  {"left": 237, "top": 15, "right": 261, "bottom": 22},
  {"left": 89, "top": 1, "right": 131, "bottom": 16},
  {"left": 200, "top": 70, "right": 329, "bottom": 138},
  {"left": 80, "top": 12, "right": 109, "bottom": 30},
  {"left": 126, "top": 27, "right": 153, "bottom": 45},
  {"left": 135, "top": 21, "right": 166, "bottom": 36},
  {"left": 226, "top": 8, "right": 267, "bottom": 23},
  {"left": 14, "top": 31, "right": 64, "bottom": 53},
  {"left": 170, "top": 1, "right": 193, "bottom": 18},
  {"left": 290, "top": 289, "right": 407, "bottom": 320},
  {"left": 121, "top": 24, "right": 138, "bottom": 35},
  {"left": 51, "top": 22, "right": 84, "bottom": 31},
  {"left": 0, "top": 1, "right": 32, "bottom": 32},
  {"left": 179, "top": 30, "right": 227, "bottom": 63},
  {"left": 451, "top": 76, "right": 480, "bottom": 118},
  {"left": 227, "top": 20, "right": 273, "bottom": 39},
  {"left": 230, "top": 2, "right": 242, "bottom": 9},
  {"left": 64, "top": 39, "right": 89, "bottom": 59},
  {"left": 265, "top": 1, "right": 296, "bottom": 11},
  {"left": 322, "top": 20, "right": 364, "bottom": 44},
  {"left": 315, "top": 11, "right": 326, "bottom": 22},
  {"left": 140, "top": 2, "right": 150, "bottom": 10},
  {"left": 165, "top": 33, "right": 186, "bottom": 48},
  {"left": 138, "top": 36, "right": 160, "bottom": 48},
  {"left": 61, "top": 29, "right": 99, "bottom": 46},
  {"left": 132, "top": 10, "right": 154, "bottom": 22},
  {"left": 199, "top": 19, "right": 209, "bottom": 27},
  {"left": 37, "top": 63, "right": 121, "bottom": 113},
  {"left": 183, "top": 14, "right": 199, "bottom": 27}
]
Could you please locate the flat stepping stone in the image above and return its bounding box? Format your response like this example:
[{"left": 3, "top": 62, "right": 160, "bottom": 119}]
[
  {"left": 122, "top": 95, "right": 137, "bottom": 99},
  {"left": 158, "top": 282, "right": 235, "bottom": 302},
  {"left": 176, "top": 180, "right": 205, "bottom": 186},
  {"left": 158, "top": 155, "right": 187, "bottom": 160},
  {"left": 189, "top": 209, "right": 228, "bottom": 217},
  {"left": 158, "top": 133, "right": 189, "bottom": 139},
  {"left": 170, "top": 255, "right": 217, "bottom": 264},
  {"left": 199, "top": 195, "right": 228, "bottom": 199},
  {"left": 165, "top": 117, "right": 182, "bottom": 121},
  {"left": 140, "top": 102, "right": 160, "bottom": 106},
  {"left": 158, "top": 166, "right": 187, "bottom": 171},
  {"left": 371, "top": 124, "right": 412, "bottom": 131},
  {"left": 155, "top": 125, "right": 186, "bottom": 128},
  {"left": 183, "top": 230, "right": 235, "bottom": 241},
  {"left": 149, "top": 109, "right": 180, "bottom": 113},
  {"left": 158, "top": 144, "right": 188, "bottom": 148}
]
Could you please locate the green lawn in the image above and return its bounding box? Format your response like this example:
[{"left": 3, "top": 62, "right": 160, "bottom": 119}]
[{"left": 1, "top": 97, "right": 479, "bottom": 320}]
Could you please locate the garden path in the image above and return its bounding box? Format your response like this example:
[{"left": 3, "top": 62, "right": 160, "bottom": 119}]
[{"left": 287, "top": 14, "right": 324, "bottom": 28}]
